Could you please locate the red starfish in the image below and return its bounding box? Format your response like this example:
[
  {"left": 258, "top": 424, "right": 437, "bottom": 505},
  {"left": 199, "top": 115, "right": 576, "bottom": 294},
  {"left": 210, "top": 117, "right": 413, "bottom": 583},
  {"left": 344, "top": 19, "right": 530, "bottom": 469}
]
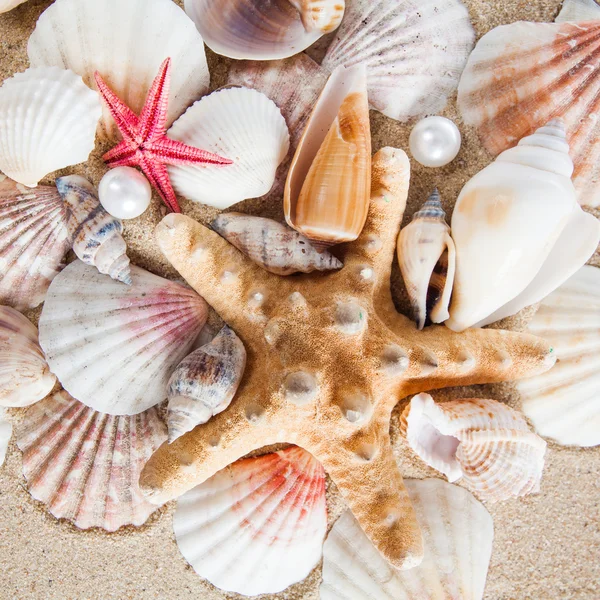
[{"left": 94, "top": 58, "right": 232, "bottom": 213}]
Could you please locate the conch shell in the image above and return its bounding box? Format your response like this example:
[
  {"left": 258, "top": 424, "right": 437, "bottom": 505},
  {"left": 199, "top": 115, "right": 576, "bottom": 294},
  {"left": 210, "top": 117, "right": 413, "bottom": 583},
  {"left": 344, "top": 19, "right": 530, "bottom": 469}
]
[
  {"left": 211, "top": 213, "right": 343, "bottom": 276},
  {"left": 284, "top": 64, "right": 371, "bottom": 250},
  {"left": 397, "top": 189, "right": 456, "bottom": 330},
  {"left": 447, "top": 120, "right": 600, "bottom": 331},
  {"left": 56, "top": 175, "right": 132, "bottom": 285}
]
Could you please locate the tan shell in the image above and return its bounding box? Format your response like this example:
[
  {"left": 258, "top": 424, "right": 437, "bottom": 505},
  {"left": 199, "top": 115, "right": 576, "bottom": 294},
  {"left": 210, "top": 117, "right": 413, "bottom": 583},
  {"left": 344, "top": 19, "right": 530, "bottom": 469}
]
[{"left": 0, "top": 407, "right": 11, "bottom": 466}]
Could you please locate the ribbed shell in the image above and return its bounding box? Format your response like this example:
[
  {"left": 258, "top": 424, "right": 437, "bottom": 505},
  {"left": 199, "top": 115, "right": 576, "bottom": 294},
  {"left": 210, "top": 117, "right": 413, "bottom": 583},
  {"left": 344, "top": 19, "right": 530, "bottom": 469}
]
[
  {"left": 38, "top": 260, "right": 208, "bottom": 416},
  {"left": 321, "top": 478, "right": 493, "bottom": 600},
  {"left": 16, "top": 391, "right": 167, "bottom": 531},
  {"left": 173, "top": 446, "right": 327, "bottom": 596},
  {"left": 0, "top": 407, "right": 12, "bottom": 467},
  {"left": 400, "top": 393, "right": 547, "bottom": 502},
  {"left": 517, "top": 265, "right": 600, "bottom": 447}
]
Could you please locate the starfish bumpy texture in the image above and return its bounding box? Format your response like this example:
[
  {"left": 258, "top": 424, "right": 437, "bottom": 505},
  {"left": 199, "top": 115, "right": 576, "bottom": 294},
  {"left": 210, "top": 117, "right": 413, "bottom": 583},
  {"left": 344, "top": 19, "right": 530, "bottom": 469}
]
[
  {"left": 94, "top": 58, "right": 232, "bottom": 213},
  {"left": 141, "top": 148, "right": 555, "bottom": 569}
]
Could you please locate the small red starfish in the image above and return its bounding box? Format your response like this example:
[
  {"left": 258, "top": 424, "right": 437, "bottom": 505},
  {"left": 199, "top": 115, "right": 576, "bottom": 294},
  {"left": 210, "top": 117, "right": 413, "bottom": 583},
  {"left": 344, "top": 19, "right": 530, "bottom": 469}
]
[{"left": 94, "top": 58, "right": 232, "bottom": 213}]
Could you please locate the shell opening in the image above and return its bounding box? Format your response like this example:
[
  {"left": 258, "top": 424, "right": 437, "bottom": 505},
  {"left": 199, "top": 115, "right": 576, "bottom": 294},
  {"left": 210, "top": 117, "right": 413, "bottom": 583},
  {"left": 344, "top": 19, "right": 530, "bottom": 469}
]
[{"left": 415, "top": 418, "right": 461, "bottom": 476}]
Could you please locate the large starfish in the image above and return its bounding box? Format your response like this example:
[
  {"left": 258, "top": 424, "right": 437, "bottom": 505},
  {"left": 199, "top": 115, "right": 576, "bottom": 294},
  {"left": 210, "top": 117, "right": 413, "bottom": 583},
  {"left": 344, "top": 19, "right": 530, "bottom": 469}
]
[
  {"left": 140, "top": 148, "right": 555, "bottom": 569},
  {"left": 94, "top": 58, "right": 232, "bottom": 213}
]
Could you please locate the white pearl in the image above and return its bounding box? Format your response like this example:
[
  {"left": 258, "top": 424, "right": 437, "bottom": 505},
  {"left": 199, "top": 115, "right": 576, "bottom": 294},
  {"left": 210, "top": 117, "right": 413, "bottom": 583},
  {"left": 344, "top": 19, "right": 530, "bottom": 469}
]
[
  {"left": 98, "top": 167, "right": 152, "bottom": 219},
  {"left": 409, "top": 116, "right": 462, "bottom": 168}
]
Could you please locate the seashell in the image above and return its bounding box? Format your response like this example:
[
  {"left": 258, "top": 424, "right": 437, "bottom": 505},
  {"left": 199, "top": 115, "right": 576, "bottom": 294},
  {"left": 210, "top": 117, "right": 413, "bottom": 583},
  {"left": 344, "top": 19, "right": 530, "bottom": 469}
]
[
  {"left": 446, "top": 120, "right": 600, "bottom": 332},
  {"left": 0, "top": 67, "right": 101, "bottom": 187},
  {"left": 321, "top": 0, "right": 475, "bottom": 121},
  {"left": 167, "top": 325, "right": 247, "bottom": 443},
  {"left": 0, "top": 306, "right": 56, "bottom": 408},
  {"left": 183, "top": 0, "right": 344, "bottom": 61},
  {"left": 400, "top": 393, "right": 547, "bottom": 502},
  {"left": 321, "top": 478, "right": 493, "bottom": 600},
  {"left": 38, "top": 260, "right": 208, "bottom": 416},
  {"left": 556, "top": 0, "right": 600, "bottom": 22},
  {"left": 0, "top": 177, "right": 72, "bottom": 310},
  {"left": 457, "top": 18, "right": 600, "bottom": 208},
  {"left": 173, "top": 446, "right": 327, "bottom": 595},
  {"left": 16, "top": 390, "right": 167, "bottom": 531},
  {"left": 0, "top": 407, "right": 11, "bottom": 467},
  {"left": 167, "top": 87, "right": 289, "bottom": 208},
  {"left": 211, "top": 213, "right": 343, "bottom": 276},
  {"left": 56, "top": 175, "right": 131, "bottom": 285},
  {"left": 397, "top": 189, "right": 456, "bottom": 330},
  {"left": 28, "top": 0, "right": 210, "bottom": 140},
  {"left": 284, "top": 64, "right": 371, "bottom": 249},
  {"left": 0, "top": 0, "right": 27, "bottom": 14},
  {"left": 517, "top": 265, "right": 600, "bottom": 447}
]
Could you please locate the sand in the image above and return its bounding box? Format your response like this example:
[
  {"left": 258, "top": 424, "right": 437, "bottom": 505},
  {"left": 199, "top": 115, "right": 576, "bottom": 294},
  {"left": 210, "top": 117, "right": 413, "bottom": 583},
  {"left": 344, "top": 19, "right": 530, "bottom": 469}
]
[{"left": 0, "top": 0, "right": 599, "bottom": 599}]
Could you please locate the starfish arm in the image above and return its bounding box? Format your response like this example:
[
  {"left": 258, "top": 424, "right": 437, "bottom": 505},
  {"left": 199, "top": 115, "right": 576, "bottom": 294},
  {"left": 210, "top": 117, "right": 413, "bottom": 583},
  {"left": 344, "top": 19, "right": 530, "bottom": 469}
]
[
  {"left": 152, "top": 136, "right": 233, "bottom": 166},
  {"left": 137, "top": 157, "right": 181, "bottom": 213},
  {"left": 94, "top": 71, "right": 140, "bottom": 140},
  {"left": 138, "top": 58, "right": 171, "bottom": 142},
  {"left": 103, "top": 140, "right": 138, "bottom": 166}
]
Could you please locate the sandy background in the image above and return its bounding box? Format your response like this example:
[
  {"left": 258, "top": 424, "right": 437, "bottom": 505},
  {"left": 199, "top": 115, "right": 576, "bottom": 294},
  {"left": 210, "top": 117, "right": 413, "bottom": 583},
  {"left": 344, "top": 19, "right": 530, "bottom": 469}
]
[{"left": 1, "top": 0, "right": 599, "bottom": 598}]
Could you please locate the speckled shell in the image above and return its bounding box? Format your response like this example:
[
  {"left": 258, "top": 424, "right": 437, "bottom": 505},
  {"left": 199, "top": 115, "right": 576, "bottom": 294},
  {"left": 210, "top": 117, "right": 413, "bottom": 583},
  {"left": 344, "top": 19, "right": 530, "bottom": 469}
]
[
  {"left": 38, "top": 260, "right": 208, "bottom": 416},
  {"left": 16, "top": 391, "right": 167, "bottom": 531},
  {"left": 0, "top": 306, "right": 56, "bottom": 408},
  {"left": 0, "top": 407, "right": 12, "bottom": 467},
  {"left": 517, "top": 265, "right": 600, "bottom": 447},
  {"left": 173, "top": 446, "right": 326, "bottom": 595},
  {"left": 401, "top": 393, "right": 547, "bottom": 502},
  {"left": 0, "top": 0, "right": 27, "bottom": 14},
  {"left": 56, "top": 175, "right": 131, "bottom": 285},
  {"left": 0, "top": 177, "right": 71, "bottom": 310},
  {"left": 321, "top": 478, "right": 493, "bottom": 600}
]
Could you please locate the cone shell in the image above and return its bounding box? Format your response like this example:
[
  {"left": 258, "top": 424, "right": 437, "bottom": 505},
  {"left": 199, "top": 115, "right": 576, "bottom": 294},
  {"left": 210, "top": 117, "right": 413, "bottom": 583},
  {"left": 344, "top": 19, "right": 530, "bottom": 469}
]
[
  {"left": 517, "top": 265, "right": 600, "bottom": 447},
  {"left": 0, "top": 67, "right": 101, "bottom": 187},
  {"left": 38, "top": 260, "right": 208, "bottom": 416},
  {"left": 401, "top": 393, "right": 547, "bottom": 502},
  {"left": 16, "top": 391, "right": 167, "bottom": 531},
  {"left": 397, "top": 190, "right": 456, "bottom": 330},
  {"left": 321, "top": 478, "right": 493, "bottom": 600},
  {"left": 285, "top": 64, "right": 371, "bottom": 248},
  {"left": 0, "top": 0, "right": 27, "bottom": 14},
  {"left": 168, "top": 87, "right": 289, "bottom": 208},
  {"left": 0, "top": 407, "right": 11, "bottom": 467},
  {"left": 56, "top": 175, "right": 131, "bottom": 285},
  {"left": 556, "top": 0, "right": 600, "bottom": 22},
  {"left": 28, "top": 0, "right": 210, "bottom": 140},
  {"left": 173, "top": 446, "right": 326, "bottom": 595}
]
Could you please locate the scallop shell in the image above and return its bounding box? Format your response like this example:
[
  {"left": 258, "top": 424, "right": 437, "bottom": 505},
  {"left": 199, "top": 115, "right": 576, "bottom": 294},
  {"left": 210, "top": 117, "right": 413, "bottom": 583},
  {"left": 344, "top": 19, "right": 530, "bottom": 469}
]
[
  {"left": 16, "top": 390, "right": 167, "bottom": 531},
  {"left": 556, "top": 0, "right": 600, "bottom": 22},
  {"left": 167, "top": 87, "right": 290, "bottom": 208},
  {"left": 0, "top": 408, "right": 12, "bottom": 467},
  {"left": 183, "top": 0, "right": 344, "bottom": 60},
  {"left": 56, "top": 175, "right": 131, "bottom": 285},
  {"left": 400, "top": 393, "right": 547, "bottom": 502},
  {"left": 397, "top": 190, "right": 456, "bottom": 330},
  {"left": 0, "top": 67, "right": 101, "bottom": 187},
  {"left": 173, "top": 446, "right": 326, "bottom": 595},
  {"left": 0, "top": 177, "right": 72, "bottom": 310},
  {"left": 457, "top": 18, "right": 600, "bottom": 208},
  {"left": 38, "top": 260, "right": 208, "bottom": 416},
  {"left": 0, "top": 0, "right": 27, "bottom": 14},
  {"left": 517, "top": 265, "right": 600, "bottom": 447},
  {"left": 28, "top": 0, "right": 210, "bottom": 140},
  {"left": 0, "top": 306, "right": 56, "bottom": 408},
  {"left": 321, "top": 478, "right": 493, "bottom": 600}
]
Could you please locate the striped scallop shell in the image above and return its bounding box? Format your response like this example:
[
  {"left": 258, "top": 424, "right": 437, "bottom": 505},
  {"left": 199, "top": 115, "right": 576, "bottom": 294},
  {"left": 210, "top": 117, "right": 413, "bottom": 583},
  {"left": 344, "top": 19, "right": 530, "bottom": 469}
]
[
  {"left": 0, "top": 408, "right": 12, "bottom": 467},
  {"left": 401, "top": 393, "right": 547, "bottom": 502},
  {"left": 173, "top": 446, "right": 326, "bottom": 596},
  {"left": 16, "top": 391, "right": 167, "bottom": 531},
  {"left": 517, "top": 265, "right": 600, "bottom": 447}
]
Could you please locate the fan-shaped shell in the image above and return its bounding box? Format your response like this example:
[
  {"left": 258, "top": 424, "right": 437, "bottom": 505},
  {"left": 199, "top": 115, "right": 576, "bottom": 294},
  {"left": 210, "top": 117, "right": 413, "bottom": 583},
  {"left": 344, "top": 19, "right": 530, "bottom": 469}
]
[
  {"left": 0, "top": 0, "right": 27, "bottom": 14},
  {"left": 517, "top": 265, "right": 600, "bottom": 447},
  {"left": 16, "top": 391, "right": 167, "bottom": 531},
  {"left": 0, "top": 408, "right": 12, "bottom": 467},
  {"left": 168, "top": 87, "right": 289, "bottom": 208},
  {"left": 0, "top": 67, "right": 101, "bottom": 187},
  {"left": 400, "top": 393, "right": 547, "bottom": 502},
  {"left": 28, "top": 0, "right": 210, "bottom": 140},
  {"left": 321, "top": 478, "right": 493, "bottom": 600},
  {"left": 173, "top": 446, "right": 327, "bottom": 595},
  {"left": 38, "top": 260, "right": 208, "bottom": 416}
]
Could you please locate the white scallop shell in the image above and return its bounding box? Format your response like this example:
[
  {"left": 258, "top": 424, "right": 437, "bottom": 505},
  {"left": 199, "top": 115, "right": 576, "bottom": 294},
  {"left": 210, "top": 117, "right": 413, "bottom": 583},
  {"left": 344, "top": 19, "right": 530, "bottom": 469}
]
[
  {"left": 168, "top": 87, "right": 289, "bottom": 208},
  {"left": 321, "top": 478, "right": 494, "bottom": 600},
  {"left": 38, "top": 260, "right": 209, "bottom": 416},
  {"left": 0, "top": 408, "right": 12, "bottom": 467},
  {"left": 16, "top": 391, "right": 167, "bottom": 531},
  {"left": 0, "top": 67, "right": 101, "bottom": 187},
  {"left": 0, "top": 0, "right": 27, "bottom": 14},
  {"left": 28, "top": 0, "right": 210, "bottom": 140},
  {"left": 173, "top": 446, "right": 327, "bottom": 596},
  {"left": 517, "top": 265, "right": 600, "bottom": 447},
  {"left": 556, "top": 0, "right": 600, "bottom": 23}
]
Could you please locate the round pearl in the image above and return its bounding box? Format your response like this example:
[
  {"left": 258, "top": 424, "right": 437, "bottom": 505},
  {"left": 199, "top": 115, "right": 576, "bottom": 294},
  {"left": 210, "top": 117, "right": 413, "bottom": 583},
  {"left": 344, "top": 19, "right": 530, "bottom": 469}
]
[
  {"left": 409, "top": 116, "right": 462, "bottom": 168},
  {"left": 99, "top": 167, "right": 152, "bottom": 219}
]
